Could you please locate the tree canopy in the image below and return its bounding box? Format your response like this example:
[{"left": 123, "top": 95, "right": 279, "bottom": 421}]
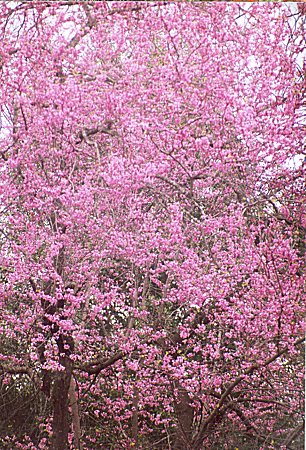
[{"left": 0, "top": 2, "right": 305, "bottom": 449}]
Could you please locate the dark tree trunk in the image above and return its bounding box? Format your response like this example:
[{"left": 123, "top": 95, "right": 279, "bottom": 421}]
[
  {"left": 50, "top": 361, "right": 73, "bottom": 449},
  {"left": 50, "top": 336, "right": 74, "bottom": 450},
  {"left": 69, "top": 377, "right": 82, "bottom": 450},
  {"left": 173, "top": 385, "right": 194, "bottom": 450}
]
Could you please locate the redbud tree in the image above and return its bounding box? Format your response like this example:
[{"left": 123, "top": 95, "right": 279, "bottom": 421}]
[{"left": 0, "top": 2, "right": 305, "bottom": 449}]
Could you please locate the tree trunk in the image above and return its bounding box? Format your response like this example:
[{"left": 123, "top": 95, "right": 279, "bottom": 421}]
[
  {"left": 69, "top": 376, "right": 82, "bottom": 450},
  {"left": 51, "top": 341, "right": 73, "bottom": 450},
  {"left": 173, "top": 384, "right": 194, "bottom": 450}
]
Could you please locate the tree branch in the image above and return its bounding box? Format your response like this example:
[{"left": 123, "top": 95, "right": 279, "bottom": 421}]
[
  {"left": 78, "top": 351, "right": 124, "bottom": 375},
  {"left": 282, "top": 422, "right": 304, "bottom": 447},
  {"left": 192, "top": 336, "right": 305, "bottom": 450},
  {"left": 0, "top": 363, "right": 42, "bottom": 390}
]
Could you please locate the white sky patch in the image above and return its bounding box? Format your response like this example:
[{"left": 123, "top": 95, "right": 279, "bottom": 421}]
[{"left": 285, "top": 153, "right": 305, "bottom": 170}]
